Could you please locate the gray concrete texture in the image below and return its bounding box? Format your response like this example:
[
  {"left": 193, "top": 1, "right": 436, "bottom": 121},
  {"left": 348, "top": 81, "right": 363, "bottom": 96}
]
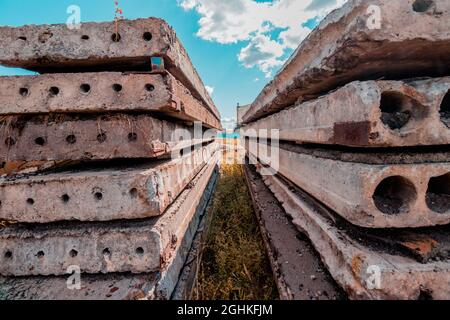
[
  {"left": 243, "top": 77, "right": 450, "bottom": 147},
  {"left": 0, "top": 154, "right": 219, "bottom": 277},
  {"left": 246, "top": 141, "right": 450, "bottom": 228},
  {"left": 0, "top": 72, "right": 221, "bottom": 129},
  {"left": 0, "top": 18, "right": 220, "bottom": 120},
  {"left": 259, "top": 169, "right": 450, "bottom": 300},
  {"left": 0, "top": 142, "right": 219, "bottom": 223},
  {"left": 0, "top": 160, "right": 219, "bottom": 297},
  {"left": 243, "top": 0, "right": 450, "bottom": 123},
  {"left": 0, "top": 113, "right": 215, "bottom": 162}
]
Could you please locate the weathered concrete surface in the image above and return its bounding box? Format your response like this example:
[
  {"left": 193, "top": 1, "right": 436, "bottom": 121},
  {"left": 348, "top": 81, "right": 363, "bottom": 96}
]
[
  {"left": 259, "top": 170, "right": 450, "bottom": 300},
  {"left": 0, "top": 161, "right": 219, "bottom": 298},
  {"left": 0, "top": 113, "right": 214, "bottom": 161},
  {"left": 0, "top": 142, "right": 219, "bottom": 223},
  {"left": 243, "top": 0, "right": 450, "bottom": 123},
  {"left": 0, "top": 18, "right": 220, "bottom": 121},
  {"left": 243, "top": 164, "right": 346, "bottom": 300},
  {"left": 246, "top": 141, "right": 450, "bottom": 228},
  {"left": 0, "top": 155, "right": 219, "bottom": 277},
  {"left": 0, "top": 72, "right": 221, "bottom": 129},
  {"left": 243, "top": 78, "right": 450, "bottom": 147}
]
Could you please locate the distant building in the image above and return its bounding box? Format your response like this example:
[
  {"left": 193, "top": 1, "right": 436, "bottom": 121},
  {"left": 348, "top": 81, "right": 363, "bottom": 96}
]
[{"left": 236, "top": 103, "right": 251, "bottom": 130}]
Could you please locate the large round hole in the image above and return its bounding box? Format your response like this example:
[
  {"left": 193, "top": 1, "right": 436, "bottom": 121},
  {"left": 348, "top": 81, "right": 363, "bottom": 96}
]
[
  {"left": 129, "top": 188, "right": 138, "bottom": 198},
  {"left": 145, "top": 83, "right": 155, "bottom": 92},
  {"left": 4, "top": 251, "right": 12, "bottom": 259},
  {"left": 103, "top": 248, "right": 111, "bottom": 257},
  {"left": 49, "top": 86, "right": 60, "bottom": 96},
  {"left": 34, "top": 137, "right": 46, "bottom": 146},
  {"left": 37, "top": 251, "right": 45, "bottom": 259},
  {"left": 373, "top": 176, "right": 417, "bottom": 215},
  {"left": 111, "top": 33, "right": 121, "bottom": 42},
  {"left": 143, "top": 32, "right": 152, "bottom": 41},
  {"left": 112, "top": 83, "right": 123, "bottom": 92},
  {"left": 413, "top": 0, "right": 434, "bottom": 12},
  {"left": 379, "top": 92, "right": 426, "bottom": 130},
  {"left": 80, "top": 83, "right": 91, "bottom": 94},
  {"left": 439, "top": 90, "right": 450, "bottom": 128},
  {"left": 18, "top": 36, "right": 27, "bottom": 41},
  {"left": 426, "top": 173, "right": 450, "bottom": 214},
  {"left": 27, "top": 198, "right": 35, "bottom": 205},
  {"left": 81, "top": 35, "right": 90, "bottom": 40},
  {"left": 69, "top": 249, "right": 78, "bottom": 258},
  {"left": 66, "top": 134, "right": 77, "bottom": 144},
  {"left": 19, "top": 88, "right": 29, "bottom": 97}
]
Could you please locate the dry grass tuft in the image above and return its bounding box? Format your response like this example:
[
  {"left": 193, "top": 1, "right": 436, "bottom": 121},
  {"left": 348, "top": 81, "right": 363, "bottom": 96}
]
[{"left": 194, "top": 160, "right": 278, "bottom": 300}]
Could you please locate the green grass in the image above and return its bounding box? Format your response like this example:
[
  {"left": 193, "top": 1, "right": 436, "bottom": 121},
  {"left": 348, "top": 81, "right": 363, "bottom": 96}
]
[{"left": 194, "top": 163, "right": 278, "bottom": 300}]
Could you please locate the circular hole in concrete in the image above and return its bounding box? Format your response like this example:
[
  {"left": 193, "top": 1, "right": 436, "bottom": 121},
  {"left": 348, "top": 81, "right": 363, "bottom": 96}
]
[
  {"left": 4, "top": 251, "right": 12, "bottom": 259},
  {"left": 18, "top": 36, "right": 27, "bottom": 41},
  {"left": 69, "top": 249, "right": 78, "bottom": 258},
  {"left": 143, "top": 32, "right": 152, "bottom": 41},
  {"left": 27, "top": 198, "right": 35, "bottom": 205},
  {"left": 112, "top": 83, "right": 123, "bottom": 92},
  {"left": 38, "top": 31, "right": 53, "bottom": 43},
  {"left": 80, "top": 83, "right": 91, "bottom": 94},
  {"left": 61, "top": 194, "right": 70, "bottom": 204},
  {"left": 379, "top": 91, "right": 426, "bottom": 130},
  {"left": 81, "top": 35, "right": 90, "bottom": 40},
  {"left": 5, "top": 137, "right": 16, "bottom": 147},
  {"left": 49, "top": 86, "right": 60, "bottom": 96},
  {"left": 97, "top": 132, "right": 107, "bottom": 143},
  {"left": 426, "top": 173, "right": 450, "bottom": 214},
  {"left": 129, "top": 188, "right": 138, "bottom": 198},
  {"left": 413, "top": 0, "right": 434, "bottom": 12},
  {"left": 94, "top": 192, "right": 103, "bottom": 201},
  {"left": 111, "top": 33, "right": 121, "bottom": 42},
  {"left": 136, "top": 247, "right": 144, "bottom": 256},
  {"left": 37, "top": 251, "right": 45, "bottom": 259},
  {"left": 19, "top": 87, "right": 29, "bottom": 97},
  {"left": 145, "top": 83, "right": 155, "bottom": 92},
  {"left": 103, "top": 248, "right": 111, "bottom": 257},
  {"left": 66, "top": 134, "right": 77, "bottom": 144},
  {"left": 439, "top": 90, "right": 450, "bottom": 128},
  {"left": 34, "top": 137, "right": 46, "bottom": 146},
  {"left": 128, "top": 132, "right": 137, "bottom": 142},
  {"left": 373, "top": 176, "right": 417, "bottom": 215}
]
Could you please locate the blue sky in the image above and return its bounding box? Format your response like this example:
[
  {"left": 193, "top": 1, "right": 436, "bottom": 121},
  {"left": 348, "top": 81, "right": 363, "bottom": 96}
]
[{"left": 0, "top": 0, "right": 345, "bottom": 129}]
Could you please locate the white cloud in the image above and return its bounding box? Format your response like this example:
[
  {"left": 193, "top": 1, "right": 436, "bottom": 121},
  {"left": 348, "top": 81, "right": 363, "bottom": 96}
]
[
  {"left": 205, "top": 85, "right": 214, "bottom": 95},
  {"left": 221, "top": 117, "right": 237, "bottom": 131},
  {"left": 179, "top": 0, "right": 347, "bottom": 77}
]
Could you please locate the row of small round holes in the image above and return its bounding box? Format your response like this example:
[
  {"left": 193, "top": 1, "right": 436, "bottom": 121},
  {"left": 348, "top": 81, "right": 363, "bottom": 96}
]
[
  {"left": 5, "top": 130, "right": 138, "bottom": 147},
  {"left": 18, "top": 83, "right": 155, "bottom": 97},
  {"left": 9, "top": 188, "right": 139, "bottom": 209},
  {"left": 3, "top": 247, "right": 145, "bottom": 260},
  {"left": 17, "top": 32, "right": 153, "bottom": 43}
]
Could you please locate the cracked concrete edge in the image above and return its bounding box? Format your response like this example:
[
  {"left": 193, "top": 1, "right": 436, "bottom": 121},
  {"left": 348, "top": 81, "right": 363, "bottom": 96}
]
[
  {"left": 258, "top": 168, "right": 450, "bottom": 300},
  {"left": 242, "top": 77, "right": 450, "bottom": 147},
  {"left": 0, "top": 152, "right": 220, "bottom": 277},
  {"left": 243, "top": 0, "right": 450, "bottom": 123},
  {"left": 0, "top": 141, "right": 220, "bottom": 223},
  {"left": 0, "top": 18, "right": 220, "bottom": 120},
  {"left": 0, "top": 159, "right": 220, "bottom": 299}
]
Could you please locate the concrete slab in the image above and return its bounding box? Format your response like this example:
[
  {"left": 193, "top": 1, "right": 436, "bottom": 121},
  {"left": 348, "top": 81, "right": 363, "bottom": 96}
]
[
  {"left": 0, "top": 72, "right": 221, "bottom": 129},
  {"left": 0, "top": 113, "right": 214, "bottom": 161},
  {"left": 0, "top": 18, "right": 220, "bottom": 120},
  {"left": 0, "top": 155, "right": 219, "bottom": 277},
  {"left": 243, "top": 164, "right": 346, "bottom": 300},
  {"left": 0, "top": 142, "right": 219, "bottom": 223},
  {"left": 0, "top": 161, "right": 219, "bottom": 297},
  {"left": 243, "top": 0, "right": 450, "bottom": 123},
  {"left": 246, "top": 141, "right": 450, "bottom": 228},
  {"left": 243, "top": 77, "right": 450, "bottom": 147},
  {"left": 259, "top": 169, "right": 450, "bottom": 300}
]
